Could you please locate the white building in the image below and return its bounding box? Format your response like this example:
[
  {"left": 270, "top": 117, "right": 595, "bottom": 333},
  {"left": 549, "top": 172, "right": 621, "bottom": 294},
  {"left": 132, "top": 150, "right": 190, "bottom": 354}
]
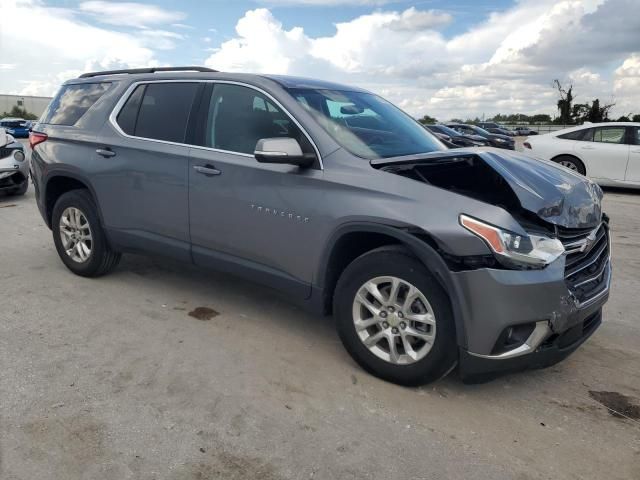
[{"left": 0, "top": 94, "right": 52, "bottom": 118}]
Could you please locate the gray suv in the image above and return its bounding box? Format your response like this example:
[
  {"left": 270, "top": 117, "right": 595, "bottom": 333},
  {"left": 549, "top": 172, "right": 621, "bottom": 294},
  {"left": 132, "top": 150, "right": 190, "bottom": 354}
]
[{"left": 30, "top": 67, "right": 611, "bottom": 385}]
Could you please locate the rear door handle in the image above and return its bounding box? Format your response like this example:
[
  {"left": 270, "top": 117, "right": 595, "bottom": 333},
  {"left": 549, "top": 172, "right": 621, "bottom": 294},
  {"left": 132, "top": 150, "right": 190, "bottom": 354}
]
[
  {"left": 96, "top": 148, "right": 116, "bottom": 158},
  {"left": 580, "top": 146, "right": 595, "bottom": 150},
  {"left": 193, "top": 164, "right": 221, "bottom": 176}
]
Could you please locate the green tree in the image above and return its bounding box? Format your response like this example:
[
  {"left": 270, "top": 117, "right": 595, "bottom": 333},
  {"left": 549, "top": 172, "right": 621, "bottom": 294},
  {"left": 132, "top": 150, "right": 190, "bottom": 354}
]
[
  {"left": 632, "top": 114, "right": 640, "bottom": 122},
  {"left": 1, "top": 105, "right": 38, "bottom": 120},
  {"left": 418, "top": 114, "right": 438, "bottom": 125},
  {"left": 553, "top": 79, "right": 574, "bottom": 124}
]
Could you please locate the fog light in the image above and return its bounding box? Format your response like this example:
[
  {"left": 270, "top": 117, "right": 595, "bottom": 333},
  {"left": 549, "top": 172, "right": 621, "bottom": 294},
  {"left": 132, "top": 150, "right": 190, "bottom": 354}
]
[
  {"left": 13, "top": 150, "right": 25, "bottom": 162},
  {"left": 491, "top": 323, "right": 536, "bottom": 355}
]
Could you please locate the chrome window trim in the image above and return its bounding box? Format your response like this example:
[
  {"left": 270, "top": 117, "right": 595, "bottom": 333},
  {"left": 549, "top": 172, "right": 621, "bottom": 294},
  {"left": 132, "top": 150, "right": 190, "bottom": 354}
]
[{"left": 108, "top": 79, "right": 324, "bottom": 169}]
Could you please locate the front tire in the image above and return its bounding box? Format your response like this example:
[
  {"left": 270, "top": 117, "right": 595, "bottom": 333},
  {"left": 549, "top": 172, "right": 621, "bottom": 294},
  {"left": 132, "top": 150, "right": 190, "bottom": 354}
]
[
  {"left": 52, "top": 189, "right": 121, "bottom": 277},
  {"left": 334, "top": 246, "right": 457, "bottom": 386}
]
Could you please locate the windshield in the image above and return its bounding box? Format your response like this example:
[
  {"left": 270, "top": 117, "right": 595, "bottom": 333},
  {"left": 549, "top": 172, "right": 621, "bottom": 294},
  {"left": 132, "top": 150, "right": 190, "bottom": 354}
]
[
  {"left": 470, "top": 125, "right": 492, "bottom": 137},
  {"left": 289, "top": 88, "right": 445, "bottom": 159},
  {"left": 434, "top": 125, "right": 462, "bottom": 137}
]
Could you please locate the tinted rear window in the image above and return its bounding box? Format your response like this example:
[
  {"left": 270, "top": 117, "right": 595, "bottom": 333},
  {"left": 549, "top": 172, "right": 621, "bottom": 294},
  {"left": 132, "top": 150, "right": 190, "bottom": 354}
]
[
  {"left": 43, "top": 83, "right": 111, "bottom": 125},
  {"left": 117, "top": 82, "right": 199, "bottom": 143}
]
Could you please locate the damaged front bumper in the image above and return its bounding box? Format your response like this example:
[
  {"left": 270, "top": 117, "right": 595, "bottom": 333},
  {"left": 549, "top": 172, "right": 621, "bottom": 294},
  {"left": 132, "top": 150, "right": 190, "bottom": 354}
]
[
  {"left": 452, "top": 255, "right": 611, "bottom": 383},
  {"left": 0, "top": 145, "right": 29, "bottom": 191}
]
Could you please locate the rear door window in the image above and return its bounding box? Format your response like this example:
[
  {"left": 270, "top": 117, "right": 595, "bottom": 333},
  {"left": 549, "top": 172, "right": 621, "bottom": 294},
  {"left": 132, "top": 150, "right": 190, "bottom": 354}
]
[
  {"left": 127, "top": 83, "right": 199, "bottom": 143},
  {"left": 592, "top": 127, "right": 626, "bottom": 144},
  {"left": 43, "top": 82, "right": 111, "bottom": 125}
]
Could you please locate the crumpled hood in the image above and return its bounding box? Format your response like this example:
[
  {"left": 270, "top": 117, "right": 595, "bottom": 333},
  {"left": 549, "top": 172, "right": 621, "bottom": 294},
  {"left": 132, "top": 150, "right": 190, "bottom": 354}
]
[{"left": 371, "top": 148, "right": 603, "bottom": 229}]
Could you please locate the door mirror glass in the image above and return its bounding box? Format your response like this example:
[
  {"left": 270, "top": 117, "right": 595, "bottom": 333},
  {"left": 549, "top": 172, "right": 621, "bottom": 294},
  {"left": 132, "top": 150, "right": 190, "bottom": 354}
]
[{"left": 254, "top": 137, "right": 314, "bottom": 167}]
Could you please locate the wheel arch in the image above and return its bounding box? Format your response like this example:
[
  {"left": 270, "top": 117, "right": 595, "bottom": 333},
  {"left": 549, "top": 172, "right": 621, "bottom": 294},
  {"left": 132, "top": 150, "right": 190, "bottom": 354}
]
[
  {"left": 315, "top": 222, "right": 468, "bottom": 348},
  {"left": 550, "top": 153, "right": 587, "bottom": 175},
  {"left": 43, "top": 171, "right": 104, "bottom": 229}
]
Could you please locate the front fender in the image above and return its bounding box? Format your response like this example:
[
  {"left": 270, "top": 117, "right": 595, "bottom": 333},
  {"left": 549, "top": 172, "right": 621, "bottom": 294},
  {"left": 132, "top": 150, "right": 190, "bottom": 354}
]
[{"left": 315, "top": 221, "right": 470, "bottom": 349}]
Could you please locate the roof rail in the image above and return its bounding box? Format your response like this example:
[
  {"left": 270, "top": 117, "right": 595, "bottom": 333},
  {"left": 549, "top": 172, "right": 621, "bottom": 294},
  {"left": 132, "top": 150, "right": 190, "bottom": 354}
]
[{"left": 78, "top": 66, "right": 218, "bottom": 79}]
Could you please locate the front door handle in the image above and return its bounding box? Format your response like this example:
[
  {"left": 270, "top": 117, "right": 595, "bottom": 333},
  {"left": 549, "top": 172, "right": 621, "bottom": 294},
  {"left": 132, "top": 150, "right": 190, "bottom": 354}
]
[
  {"left": 193, "top": 164, "right": 221, "bottom": 176},
  {"left": 580, "top": 145, "right": 596, "bottom": 150},
  {"left": 96, "top": 148, "right": 116, "bottom": 158}
]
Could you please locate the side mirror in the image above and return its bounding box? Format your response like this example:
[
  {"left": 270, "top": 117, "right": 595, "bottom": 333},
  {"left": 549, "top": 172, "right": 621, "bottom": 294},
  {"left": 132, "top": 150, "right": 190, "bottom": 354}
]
[{"left": 254, "top": 137, "right": 314, "bottom": 168}]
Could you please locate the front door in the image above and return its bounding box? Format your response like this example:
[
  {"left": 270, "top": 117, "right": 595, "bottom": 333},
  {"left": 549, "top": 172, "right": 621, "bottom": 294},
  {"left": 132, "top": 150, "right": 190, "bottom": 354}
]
[{"left": 188, "top": 82, "right": 323, "bottom": 298}]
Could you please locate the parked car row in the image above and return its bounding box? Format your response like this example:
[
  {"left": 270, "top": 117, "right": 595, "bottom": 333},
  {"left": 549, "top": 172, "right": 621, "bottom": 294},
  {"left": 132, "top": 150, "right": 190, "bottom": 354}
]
[{"left": 0, "top": 118, "right": 37, "bottom": 138}]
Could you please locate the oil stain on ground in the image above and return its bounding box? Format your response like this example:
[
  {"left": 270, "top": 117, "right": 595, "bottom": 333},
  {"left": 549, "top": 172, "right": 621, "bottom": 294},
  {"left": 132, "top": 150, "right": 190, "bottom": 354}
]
[
  {"left": 170, "top": 448, "right": 283, "bottom": 480},
  {"left": 589, "top": 390, "right": 640, "bottom": 419},
  {"left": 188, "top": 307, "right": 219, "bottom": 321}
]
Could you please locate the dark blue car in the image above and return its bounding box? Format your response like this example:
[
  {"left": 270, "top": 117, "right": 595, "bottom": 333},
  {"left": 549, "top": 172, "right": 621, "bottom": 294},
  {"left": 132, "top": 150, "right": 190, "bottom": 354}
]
[{"left": 0, "top": 118, "right": 30, "bottom": 138}]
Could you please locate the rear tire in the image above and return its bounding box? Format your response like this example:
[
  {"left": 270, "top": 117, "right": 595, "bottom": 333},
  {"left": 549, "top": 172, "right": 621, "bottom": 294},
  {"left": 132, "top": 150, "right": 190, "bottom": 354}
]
[
  {"left": 553, "top": 155, "right": 585, "bottom": 175},
  {"left": 334, "top": 246, "right": 457, "bottom": 386},
  {"left": 52, "top": 189, "right": 121, "bottom": 277}
]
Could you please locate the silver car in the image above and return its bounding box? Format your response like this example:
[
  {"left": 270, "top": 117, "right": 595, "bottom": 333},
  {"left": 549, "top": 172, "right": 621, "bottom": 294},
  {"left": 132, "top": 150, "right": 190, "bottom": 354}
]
[{"left": 0, "top": 128, "right": 28, "bottom": 196}]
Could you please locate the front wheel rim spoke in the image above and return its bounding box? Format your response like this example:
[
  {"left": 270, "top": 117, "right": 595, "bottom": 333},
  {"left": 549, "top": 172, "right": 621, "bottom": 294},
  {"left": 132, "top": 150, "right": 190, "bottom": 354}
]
[
  {"left": 406, "top": 312, "right": 435, "bottom": 326},
  {"left": 354, "top": 316, "right": 381, "bottom": 332},
  {"left": 388, "top": 335, "right": 400, "bottom": 363},
  {"left": 364, "top": 330, "right": 386, "bottom": 347},
  {"left": 399, "top": 331, "right": 418, "bottom": 360},
  {"left": 405, "top": 326, "right": 434, "bottom": 343},
  {"left": 356, "top": 293, "right": 381, "bottom": 316}
]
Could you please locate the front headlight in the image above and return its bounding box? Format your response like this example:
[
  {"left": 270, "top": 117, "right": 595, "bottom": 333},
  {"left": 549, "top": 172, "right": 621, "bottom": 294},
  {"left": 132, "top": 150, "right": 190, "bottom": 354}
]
[
  {"left": 494, "top": 138, "right": 506, "bottom": 143},
  {"left": 460, "top": 215, "right": 564, "bottom": 268},
  {"left": 13, "top": 150, "right": 25, "bottom": 162}
]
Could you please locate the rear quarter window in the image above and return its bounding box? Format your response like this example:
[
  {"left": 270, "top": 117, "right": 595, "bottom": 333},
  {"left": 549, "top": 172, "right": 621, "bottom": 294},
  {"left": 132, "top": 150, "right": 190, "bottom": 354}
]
[
  {"left": 42, "top": 82, "right": 111, "bottom": 126},
  {"left": 557, "top": 129, "right": 589, "bottom": 141}
]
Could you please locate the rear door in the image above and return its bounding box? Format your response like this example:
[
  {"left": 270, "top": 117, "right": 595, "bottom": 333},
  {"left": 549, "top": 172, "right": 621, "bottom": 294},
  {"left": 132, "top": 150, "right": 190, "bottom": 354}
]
[
  {"left": 94, "top": 81, "right": 202, "bottom": 261},
  {"left": 575, "top": 126, "right": 629, "bottom": 180},
  {"left": 625, "top": 126, "right": 640, "bottom": 183}
]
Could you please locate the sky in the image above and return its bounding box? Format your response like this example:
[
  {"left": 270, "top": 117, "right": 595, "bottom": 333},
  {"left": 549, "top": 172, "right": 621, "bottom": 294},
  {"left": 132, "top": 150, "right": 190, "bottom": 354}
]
[{"left": 1, "top": 0, "right": 639, "bottom": 120}]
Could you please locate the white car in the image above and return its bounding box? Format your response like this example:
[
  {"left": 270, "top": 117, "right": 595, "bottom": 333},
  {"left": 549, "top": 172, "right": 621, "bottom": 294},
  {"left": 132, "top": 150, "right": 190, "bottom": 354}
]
[{"left": 524, "top": 122, "right": 640, "bottom": 188}]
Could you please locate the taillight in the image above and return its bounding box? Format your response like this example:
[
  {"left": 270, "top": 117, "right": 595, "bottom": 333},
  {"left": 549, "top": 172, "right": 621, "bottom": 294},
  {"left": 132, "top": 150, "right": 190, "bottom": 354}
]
[
  {"left": 523, "top": 142, "right": 531, "bottom": 149},
  {"left": 29, "top": 131, "right": 48, "bottom": 149}
]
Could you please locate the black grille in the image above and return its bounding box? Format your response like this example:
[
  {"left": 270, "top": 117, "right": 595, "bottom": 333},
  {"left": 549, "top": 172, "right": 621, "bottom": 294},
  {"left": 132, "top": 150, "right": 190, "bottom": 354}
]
[
  {"left": 558, "top": 223, "right": 610, "bottom": 304},
  {"left": 0, "top": 147, "right": 13, "bottom": 159}
]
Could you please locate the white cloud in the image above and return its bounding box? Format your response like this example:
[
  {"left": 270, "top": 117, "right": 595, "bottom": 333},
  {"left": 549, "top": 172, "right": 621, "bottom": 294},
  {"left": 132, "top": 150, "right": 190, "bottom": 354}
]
[
  {"left": 613, "top": 54, "right": 640, "bottom": 114},
  {"left": 258, "top": 0, "right": 391, "bottom": 5},
  {"left": 78, "top": 1, "right": 186, "bottom": 28},
  {"left": 0, "top": 0, "right": 159, "bottom": 96},
  {"left": 3, "top": 0, "right": 638, "bottom": 120},
  {"left": 386, "top": 8, "right": 452, "bottom": 31},
  {"left": 207, "top": 1, "right": 639, "bottom": 119},
  {"left": 139, "top": 30, "right": 185, "bottom": 50}
]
